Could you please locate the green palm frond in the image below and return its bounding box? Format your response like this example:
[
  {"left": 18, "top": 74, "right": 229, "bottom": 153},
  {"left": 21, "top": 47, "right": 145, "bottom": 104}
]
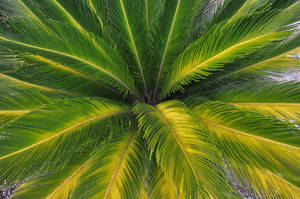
[
  {"left": 70, "top": 130, "right": 145, "bottom": 199},
  {"left": 100, "top": 0, "right": 155, "bottom": 95},
  {"left": 0, "top": 53, "right": 123, "bottom": 98},
  {"left": 208, "top": 80, "right": 300, "bottom": 126},
  {"left": 11, "top": 152, "right": 90, "bottom": 199},
  {"left": 144, "top": 157, "right": 183, "bottom": 199},
  {"left": 0, "top": 97, "right": 130, "bottom": 185},
  {"left": 161, "top": 1, "right": 300, "bottom": 97},
  {"left": 153, "top": 0, "right": 211, "bottom": 98},
  {"left": 233, "top": 46, "right": 300, "bottom": 75},
  {"left": 51, "top": 0, "right": 105, "bottom": 35},
  {"left": 211, "top": 0, "right": 298, "bottom": 25},
  {"left": 0, "top": 0, "right": 299, "bottom": 198},
  {"left": 210, "top": 80, "right": 300, "bottom": 103},
  {"left": 11, "top": 130, "right": 144, "bottom": 199},
  {"left": 188, "top": 98, "right": 300, "bottom": 195},
  {"left": 134, "top": 100, "right": 231, "bottom": 198},
  {"left": 161, "top": 13, "right": 289, "bottom": 97},
  {"left": 175, "top": 33, "right": 300, "bottom": 95},
  {"left": 235, "top": 102, "right": 300, "bottom": 125},
  {"left": 0, "top": 73, "right": 66, "bottom": 126},
  {"left": 228, "top": 163, "right": 300, "bottom": 199},
  {"left": 0, "top": 75, "right": 65, "bottom": 110},
  {"left": 0, "top": 4, "right": 140, "bottom": 99}
]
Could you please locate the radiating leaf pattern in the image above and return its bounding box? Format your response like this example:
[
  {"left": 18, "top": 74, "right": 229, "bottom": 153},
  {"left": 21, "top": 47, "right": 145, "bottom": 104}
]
[{"left": 0, "top": 0, "right": 299, "bottom": 198}]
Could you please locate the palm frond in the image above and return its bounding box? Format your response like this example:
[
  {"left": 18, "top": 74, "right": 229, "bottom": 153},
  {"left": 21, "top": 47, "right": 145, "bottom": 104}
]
[
  {"left": 0, "top": 1, "right": 299, "bottom": 198},
  {"left": 134, "top": 100, "right": 231, "bottom": 198},
  {"left": 176, "top": 32, "right": 299, "bottom": 95},
  {"left": 52, "top": 0, "right": 104, "bottom": 36},
  {"left": 209, "top": 79, "right": 300, "bottom": 103},
  {"left": 12, "top": 130, "right": 144, "bottom": 199},
  {"left": 188, "top": 98, "right": 300, "bottom": 193},
  {"left": 68, "top": 130, "right": 144, "bottom": 199},
  {"left": 0, "top": 97, "right": 130, "bottom": 185},
  {"left": 161, "top": 0, "right": 300, "bottom": 98},
  {"left": 235, "top": 103, "right": 300, "bottom": 124},
  {"left": 0, "top": 53, "right": 123, "bottom": 98},
  {"left": 234, "top": 47, "right": 300, "bottom": 75},
  {"left": 271, "top": 1, "right": 300, "bottom": 30},
  {"left": 162, "top": 31, "right": 287, "bottom": 97},
  {"left": 11, "top": 152, "right": 90, "bottom": 199},
  {"left": 153, "top": 0, "right": 210, "bottom": 98},
  {"left": 161, "top": 9, "right": 290, "bottom": 96},
  {"left": 208, "top": 80, "right": 300, "bottom": 125},
  {"left": 0, "top": 81, "right": 58, "bottom": 126},
  {"left": 227, "top": 163, "right": 300, "bottom": 199},
  {"left": 0, "top": 7, "right": 140, "bottom": 99},
  {"left": 144, "top": 157, "right": 189, "bottom": 199},
  {"left": 204, "top": 1, "right": 300, "bottom": 84},
  {"left": 211, "top": 0, "right": 298, "bottom": 25},
  {"left": 0, "top": 75, "right": 65, "bottom": 111},
  {"left": 102, "top": 0, "right": 156, "bottom": 95}
]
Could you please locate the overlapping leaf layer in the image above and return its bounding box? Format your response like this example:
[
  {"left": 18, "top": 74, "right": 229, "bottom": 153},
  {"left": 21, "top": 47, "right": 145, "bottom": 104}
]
[{"left": 0, "top": 0, "right": 299, "bottom": 198}]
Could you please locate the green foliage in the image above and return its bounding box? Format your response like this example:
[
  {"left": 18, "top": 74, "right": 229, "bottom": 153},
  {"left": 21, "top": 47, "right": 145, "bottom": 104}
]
[{"left": 0, "top": 0, "right": 299, "bottom": 198}]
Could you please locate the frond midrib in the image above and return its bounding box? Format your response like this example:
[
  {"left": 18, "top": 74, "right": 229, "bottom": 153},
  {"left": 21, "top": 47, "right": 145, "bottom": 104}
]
[
  {"left": 0, "top": 36, "right": 141, "bottom": 100},
  {"left": 0, "top": 110, "right": 31, "bottom": 114},
  {"left": 17, "top": 0, "right": 49, "bottom": 32},
  {"left": 119, "top": 0, "right": 148, "bottom": 95},
  {"left": 0, "top": 72, "right": 75, "bottom": 96},
  {"left": 145, "top": 0, "right": 150, "bottom": 31},
  {"left": 154, "top": 106, "right": 198, "bottom": 181},
  {"left": 46, "top": 158, "right": 91, "bottom": 199},
  {"left": 103, "top": 130, "right": 137, "bottom": 199},
  {"left": 233, "top": 47, "right": 300, "bottom": 74},
  {"left": 154, "top": 0, "right": 181, "bottom": 98},
  {"left": 266, "top": 170, "right": 300, "bottom": 192},
  {"left": 26, "top": 55, "right": 123, "bottom": 96},
  {"left": 200, "top": 119, "right": 300, "bottom": 151},
  {"left": 53, "top": 0, "right": 121, "bottom": 70},
  {"left": 0, "top": 109, "right": 129, "bottom": 161},
  {"left": 88, "top": 0, "right": 104, "bottom": 28},
  {"left": 165, "top": 32, "right": 285, "bottom": 96}
]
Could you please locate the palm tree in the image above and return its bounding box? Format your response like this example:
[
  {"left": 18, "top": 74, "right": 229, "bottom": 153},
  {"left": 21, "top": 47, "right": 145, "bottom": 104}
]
[{"left": 0, "top": 0, "right": 299, "bottom": 198}]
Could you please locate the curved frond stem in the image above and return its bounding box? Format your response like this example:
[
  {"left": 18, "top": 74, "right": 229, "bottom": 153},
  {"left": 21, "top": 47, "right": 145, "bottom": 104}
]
[
  {"left": 119, "top": 0, "right": 148, "bottom": 96},
  {"left": 200, "top": 119, "right": 299, "bottom": 151},
  {"left": 153, "top": 105, "right": 198, "bottom": 181},
  {"left": 0, "top": 109, "right": 129, "bottom": 161},
  {"left": 266, "top": 170, "right": 300, "bottom": 192},
  {"left": 0, "top": 36, "right": 142, "bottom": 101},
  {"left": 0, "top": 110, "right": 30, "bottom": 114},
  {"left": 26, "top": 55, "right": 123, "bottom": 97},
  {"left": 153, "top": 0, "right": 181, "bottom": 101},
  {"left": 16, "top": 0, "right": 50, "bottom": 32},
  {"left": 0, "top": 72, "right": 75, "bottom": 96},
  {"left": 166, "top": 32, "right": 286, "bottom": 96},
  {"left": 53, "top": 0, "right": 124, "bottom": 72},
  {"left": 233, "top": 102, "right": 300, "bottom": 124},
  {"left": 52, "top": 0, "right": 85, "bottom": 31},
  {"left": 103, "top": 129, "right": 137, "bottom": 199},
  {"left": 226, "top": 0, "right": 259, "bottom": 24},
  {"left": 232, "top": 47, "right": 300, "bottom": 74},
  {"left": 88, "top": 0, "right": 104, "bottom": 29},
  {"left": 46, "top": 159, "right": 91, "bottom": 199}
]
